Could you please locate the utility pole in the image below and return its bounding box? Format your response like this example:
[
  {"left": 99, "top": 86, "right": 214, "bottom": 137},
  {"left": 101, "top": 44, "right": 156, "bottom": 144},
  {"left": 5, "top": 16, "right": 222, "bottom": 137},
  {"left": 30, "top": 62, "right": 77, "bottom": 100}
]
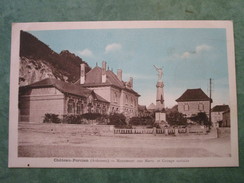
[{"left": 209, "top": 78, "right": 212, "bottom": 127}]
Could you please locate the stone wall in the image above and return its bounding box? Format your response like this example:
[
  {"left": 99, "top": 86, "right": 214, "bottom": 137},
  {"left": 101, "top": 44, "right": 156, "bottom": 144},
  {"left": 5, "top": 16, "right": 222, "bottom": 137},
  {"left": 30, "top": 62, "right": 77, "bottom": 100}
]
[{"left": 23, "top": 123, "right": 115, "bottom": 136}]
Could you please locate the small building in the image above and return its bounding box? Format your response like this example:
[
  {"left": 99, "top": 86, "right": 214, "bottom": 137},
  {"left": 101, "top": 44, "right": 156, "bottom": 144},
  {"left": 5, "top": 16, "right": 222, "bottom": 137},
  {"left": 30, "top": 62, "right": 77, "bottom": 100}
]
[
  {"left": 77, "top": 61, "right": 140, "bottom": 118},
  {"left": 165, "top": 105, "right": 178, "bottom": 115},
  {"left": 222, "top": 109, "right": 230, "bottom": 127},
  {"left": 176, "top": 88, "right": 212, "bottom": 118},
  {"left": 19, "top": 78, "right": 109, "bottom": 123},
  {"left": 138, "top": 105, "right": 151, "bottom": 117},
  {"left": 211, "top": 105, "right": 230, "bottom": 128},
  {"left": 147, "top": 103, "right": 156, "bottom": 113}
]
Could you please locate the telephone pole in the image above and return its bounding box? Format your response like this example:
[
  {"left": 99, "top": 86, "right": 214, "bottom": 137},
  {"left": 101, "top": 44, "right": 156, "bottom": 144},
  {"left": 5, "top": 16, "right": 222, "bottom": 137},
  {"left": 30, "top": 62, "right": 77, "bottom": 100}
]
[{"left": 209, "top": 78, "right": 213, "bottom": 126}]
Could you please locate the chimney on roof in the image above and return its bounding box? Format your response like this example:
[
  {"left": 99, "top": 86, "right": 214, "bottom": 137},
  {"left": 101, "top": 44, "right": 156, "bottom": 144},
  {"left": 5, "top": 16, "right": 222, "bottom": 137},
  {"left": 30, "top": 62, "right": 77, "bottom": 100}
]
[
  {"left": 80, "top": 63, "right": 86, "bottom": 84},
  {"left": 117, "top": 69, "right": 122, "bottom": 81},
  {"left": 102, "top": 61, "right": 107, "bottom": 83}
]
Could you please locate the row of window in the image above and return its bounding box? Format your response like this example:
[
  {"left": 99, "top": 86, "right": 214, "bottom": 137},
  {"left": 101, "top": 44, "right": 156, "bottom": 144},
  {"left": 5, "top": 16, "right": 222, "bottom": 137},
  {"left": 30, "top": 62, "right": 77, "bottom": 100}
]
[
  {"left": 183, "top": 103, "right": 204, "bottom": 111},
  {"left": 112, "top": 91, "right": 137, "bottom": 107},
  {"left": 67, "top": 99, "right": 107, "bottom": 114},
  {"left": 124, "top": 108, "right": 134, "bottom": 114},
  {"left": 111, "top": 107, "right": 119, "bottom": 113},
  {"left": 125, "top": 94, "right": 137, "bottom": 107}
]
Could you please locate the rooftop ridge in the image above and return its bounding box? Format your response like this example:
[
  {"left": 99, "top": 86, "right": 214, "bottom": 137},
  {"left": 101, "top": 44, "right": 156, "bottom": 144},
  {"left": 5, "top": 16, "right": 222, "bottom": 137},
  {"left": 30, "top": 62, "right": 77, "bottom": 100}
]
[
  {"left": 176, "top": 88, "right": 211, "bottom": 102},
  {"left": 20, "top": 78, "right": 109, "bottom": 103}
]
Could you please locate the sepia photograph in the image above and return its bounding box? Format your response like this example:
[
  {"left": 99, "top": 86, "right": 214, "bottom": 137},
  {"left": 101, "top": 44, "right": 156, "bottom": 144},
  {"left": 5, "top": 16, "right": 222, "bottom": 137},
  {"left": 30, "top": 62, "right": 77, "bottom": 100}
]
[{"left": 8, "top": 21, "right": 238, "bottom": 168}]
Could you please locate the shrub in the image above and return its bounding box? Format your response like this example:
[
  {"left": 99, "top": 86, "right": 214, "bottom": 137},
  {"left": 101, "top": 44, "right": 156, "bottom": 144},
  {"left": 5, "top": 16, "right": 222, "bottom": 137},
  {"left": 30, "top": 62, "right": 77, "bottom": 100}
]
[
  {"left": 81, "top": 113, "right": 109, "bottom": 124},
  {"left": 129, "top": 116, "right": 154, "bottom": 126},
  {"left": 108, "top": 113, "right": 126, "bottom": 127},
  {"left": 96, "top": 114, "right": 109, "bottom": 125},
  {"left": 43, "top": 113, "right": 61, "bottom": 123},
  {"left": 62, "top": 113, "right": 109, "bottom": 124},
  {"left": 166, "top": 111, "right": 187, "bottom": 126},
  {"left": 189, "top": 112, "right": 211, "bottom": 127},
  {"left": 63, "top": 115, "right": 83, "bottom": 124},
  {"left": 81, "top": 113, "right": 102, "bottom": 120}
]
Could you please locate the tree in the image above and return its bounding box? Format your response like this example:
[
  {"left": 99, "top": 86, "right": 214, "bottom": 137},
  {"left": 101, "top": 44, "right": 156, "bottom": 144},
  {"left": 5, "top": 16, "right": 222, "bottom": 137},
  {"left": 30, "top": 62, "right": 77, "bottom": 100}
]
[
  {"left": 108, "top": 113, "right": 127, "bottom": 127},
  {"left": 166, "top": 111, "right": 187, "bottom": 126},
  {"left": 189, "top": 112, "right": 211, "bottom": 127}
]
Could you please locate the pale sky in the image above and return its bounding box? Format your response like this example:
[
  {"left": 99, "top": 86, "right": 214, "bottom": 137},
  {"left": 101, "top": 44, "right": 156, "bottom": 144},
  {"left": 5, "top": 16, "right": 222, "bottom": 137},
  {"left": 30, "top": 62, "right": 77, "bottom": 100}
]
[{"left": 29, "top": 28, "right": 229, "bottom": 108}]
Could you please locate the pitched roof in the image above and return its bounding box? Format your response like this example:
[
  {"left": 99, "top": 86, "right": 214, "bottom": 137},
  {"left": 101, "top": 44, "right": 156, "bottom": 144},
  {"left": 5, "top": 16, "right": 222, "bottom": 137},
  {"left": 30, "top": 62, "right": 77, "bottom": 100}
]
[
  {"left": 223, "top": 109, "right": 230, "bottom": 114},
  {"left": 147, "top": 103, "right": 156, "bottom": 110},
  {"left": 20, "top": 78, "right": 109, "bottom": 103},
  {"left": 76, "top": 66, "right": 140, "bottom": 96},
  {"left": 93, "top": 93, "right": 109, "bottom": 103},
  {"left": 212, "top": 105, "right": 230, "bottom": 112},
  {"left": 138, "top": 105, "right": 147, "bottom": 110},
  {"left": 176, "top": 88, "right": 211, "bottom": 102}
]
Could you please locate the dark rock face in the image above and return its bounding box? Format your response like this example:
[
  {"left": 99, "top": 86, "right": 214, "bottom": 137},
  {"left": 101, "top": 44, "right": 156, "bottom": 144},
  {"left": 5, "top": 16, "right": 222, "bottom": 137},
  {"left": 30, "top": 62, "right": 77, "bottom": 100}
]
[
  {"left": 19, "top": 57, "right": 66, "bottom": 86},
  {"left": 19, "top": 31, "right": 91, "bottom": 85}
]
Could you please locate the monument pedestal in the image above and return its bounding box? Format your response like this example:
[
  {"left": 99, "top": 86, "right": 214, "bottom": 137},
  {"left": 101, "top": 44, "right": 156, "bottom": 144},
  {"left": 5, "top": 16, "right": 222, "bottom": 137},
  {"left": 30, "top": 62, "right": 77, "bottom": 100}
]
[
  {"left": 155, "top": 112, "right": 166, "bottom": 122},
  {"left": 156, "top": 81, "right": 164, "bottom": 110}
]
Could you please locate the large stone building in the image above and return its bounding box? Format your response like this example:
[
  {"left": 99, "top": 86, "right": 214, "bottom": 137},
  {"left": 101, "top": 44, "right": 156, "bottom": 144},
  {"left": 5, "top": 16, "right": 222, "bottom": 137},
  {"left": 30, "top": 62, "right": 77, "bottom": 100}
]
[
  {"left": 19, "top": 78, "right": 109, "bottom": 122},
  {"left": 211, "top": 105, "right": 230, "bottom": 128},
  {"left": 76, "top": 61, "right": 140, "bottom": 118},
  {"left": 176, "top": 88, "right": 212, "bottom": 118},
  {"left": 19, "top": 61, "right": 141, "bottom": 123}
]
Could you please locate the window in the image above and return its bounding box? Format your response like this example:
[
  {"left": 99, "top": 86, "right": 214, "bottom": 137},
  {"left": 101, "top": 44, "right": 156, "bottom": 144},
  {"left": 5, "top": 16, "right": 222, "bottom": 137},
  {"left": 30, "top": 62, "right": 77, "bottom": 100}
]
[
  {"left": 125, "top": 95, "right": 128, "bottom": 105},
  {"left": 88, "top": 95, "right": 93, "bottom": 103},
  {"left": 114, "top": 92, "right": 118, "bottom": 103},
  {"left": 67, "top": 99, "right": 75, "bottom": 114},
  {"left": 184, "top": 103, "right": 189, "bottom": 111},
  {"left": 77, "top": 102, "right": 83, "bottom": 114},
  {"left": 87, "top": 103, "right": 92, "bottom": 113},
  {"left": 102, "top": 105, "right": 107, "bottom": 114},
  {"left": 198, "top": 103, "right": 204, "bottom": 111}
]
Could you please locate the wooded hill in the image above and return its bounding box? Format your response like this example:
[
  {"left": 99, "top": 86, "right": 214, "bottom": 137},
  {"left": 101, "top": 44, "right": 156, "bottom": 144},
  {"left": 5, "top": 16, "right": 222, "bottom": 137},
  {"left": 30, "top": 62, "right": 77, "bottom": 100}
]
[{"left": 19, "top": 30, "right": 91, "bottom": 83}]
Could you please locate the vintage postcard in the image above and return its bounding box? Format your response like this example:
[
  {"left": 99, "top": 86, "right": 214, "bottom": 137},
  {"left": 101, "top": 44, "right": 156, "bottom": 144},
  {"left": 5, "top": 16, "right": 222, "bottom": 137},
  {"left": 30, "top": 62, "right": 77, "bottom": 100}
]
[{"left": 8, "top": 21, "right": 238, "bottom": 168}]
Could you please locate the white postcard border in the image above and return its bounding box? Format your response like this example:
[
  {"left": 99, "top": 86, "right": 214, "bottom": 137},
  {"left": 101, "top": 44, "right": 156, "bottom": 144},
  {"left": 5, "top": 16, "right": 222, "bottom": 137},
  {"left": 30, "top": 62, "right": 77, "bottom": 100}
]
[{"left": 8, "top": 21, "right": 239, "bottom": 168}]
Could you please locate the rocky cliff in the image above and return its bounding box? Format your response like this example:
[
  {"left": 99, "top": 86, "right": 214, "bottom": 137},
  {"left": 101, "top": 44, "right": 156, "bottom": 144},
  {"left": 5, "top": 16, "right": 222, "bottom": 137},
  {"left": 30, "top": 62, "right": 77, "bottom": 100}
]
[
  {"left": 19, "top": 57, "right": 69, "bottom": 86},
  {"left": 19, "top": 31, "right": 91, "bottom": 86}
]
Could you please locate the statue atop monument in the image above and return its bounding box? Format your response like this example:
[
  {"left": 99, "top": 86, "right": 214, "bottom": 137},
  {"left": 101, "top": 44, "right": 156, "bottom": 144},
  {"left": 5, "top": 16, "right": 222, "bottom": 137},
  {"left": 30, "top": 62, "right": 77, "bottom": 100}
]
[
  {"left": 153, "top": 64, "right": 166, "bottom": 124},
  {"left": 153, "top": 65, "right": 163, "bottom": 82}
]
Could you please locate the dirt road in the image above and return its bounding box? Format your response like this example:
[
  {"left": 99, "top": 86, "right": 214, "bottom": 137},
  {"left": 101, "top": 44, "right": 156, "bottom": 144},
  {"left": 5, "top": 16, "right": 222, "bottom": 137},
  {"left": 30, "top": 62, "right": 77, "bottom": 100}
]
[{"left": 18, "top": 123, "right": 231, "bottom": 158}]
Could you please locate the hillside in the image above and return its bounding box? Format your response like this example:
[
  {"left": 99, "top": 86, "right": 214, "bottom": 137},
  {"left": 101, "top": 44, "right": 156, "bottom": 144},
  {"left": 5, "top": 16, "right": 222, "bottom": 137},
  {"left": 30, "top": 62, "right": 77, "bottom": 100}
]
[{"left": 19, "top": 31, "right": 91, "bottom": 85}]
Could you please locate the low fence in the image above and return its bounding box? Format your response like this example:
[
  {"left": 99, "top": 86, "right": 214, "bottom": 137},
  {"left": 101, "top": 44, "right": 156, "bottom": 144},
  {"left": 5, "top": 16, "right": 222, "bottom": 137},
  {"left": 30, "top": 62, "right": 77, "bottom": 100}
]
[{"left": 114, "top": 127, "right": 207, "bottom": 135}]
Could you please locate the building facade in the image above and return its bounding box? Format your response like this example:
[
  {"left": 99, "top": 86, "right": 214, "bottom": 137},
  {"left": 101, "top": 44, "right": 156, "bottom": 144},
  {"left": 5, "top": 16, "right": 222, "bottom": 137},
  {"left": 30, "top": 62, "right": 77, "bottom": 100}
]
[
  {"left": 19, "top": 78, "right": 109, "bottom": 123},
  {"left": 77, "top": 61, "right": 140, "bottom": 118},
  {"left": 176, "top": 88, "right": 212, "bottom": 118},
  {"left": 211, "top": 105, "right": 230, "bottom": 128},
  {"left": 222, "top": 109, "right": 230, "bottom": 127}
]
